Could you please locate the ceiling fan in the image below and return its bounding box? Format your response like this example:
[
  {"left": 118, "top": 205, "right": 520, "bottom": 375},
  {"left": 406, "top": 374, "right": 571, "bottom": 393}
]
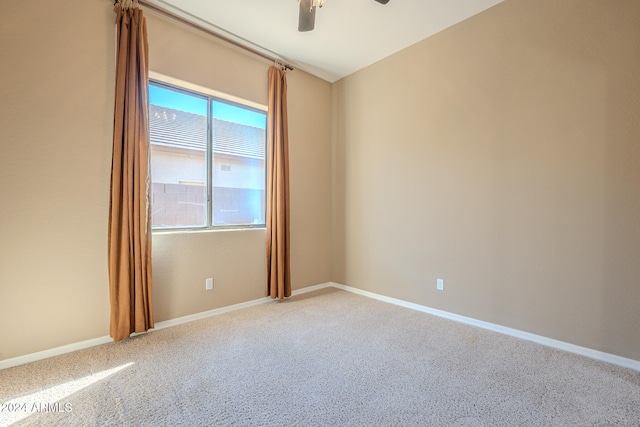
[{"left": 298, "top": 0, "right": 390, "bottom": 32}]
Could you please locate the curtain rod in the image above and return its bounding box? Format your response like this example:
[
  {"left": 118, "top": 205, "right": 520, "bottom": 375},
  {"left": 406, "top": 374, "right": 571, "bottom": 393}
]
[{"left": 135, "top": 0, "right": 294, "bottom": 71}]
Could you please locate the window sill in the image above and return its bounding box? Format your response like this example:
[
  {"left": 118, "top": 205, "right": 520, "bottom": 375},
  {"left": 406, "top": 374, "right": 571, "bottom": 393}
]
[{"left": 152, "top": 226, "right": 266, "bottom": 235}]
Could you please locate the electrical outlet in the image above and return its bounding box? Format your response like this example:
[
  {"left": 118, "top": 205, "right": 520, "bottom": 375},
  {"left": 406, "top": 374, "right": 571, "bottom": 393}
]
[
  {"left": 436, "top": 278, "right": 444, "bottom": 291},
  {"left": 205, "top": 278, "right": 214, "bottom": 291}
]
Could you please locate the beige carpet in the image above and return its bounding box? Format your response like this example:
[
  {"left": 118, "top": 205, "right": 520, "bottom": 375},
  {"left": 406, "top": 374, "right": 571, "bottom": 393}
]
[{"left": 1, "top": 287, "right": 639, "bottom": 426}]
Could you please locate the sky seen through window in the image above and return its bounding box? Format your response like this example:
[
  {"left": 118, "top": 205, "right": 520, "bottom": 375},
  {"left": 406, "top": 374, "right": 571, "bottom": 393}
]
[{"left": 149, "top": 84, "right": 266, "bottom": 129}]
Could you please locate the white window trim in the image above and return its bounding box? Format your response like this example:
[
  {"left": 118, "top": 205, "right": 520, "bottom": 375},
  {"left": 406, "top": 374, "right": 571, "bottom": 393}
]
[
  {"left": 149, "top": 71, "right": 267, "bottom": 113},
  {"left": 148, "top": 71, "right": 268, "bottom": 233}
]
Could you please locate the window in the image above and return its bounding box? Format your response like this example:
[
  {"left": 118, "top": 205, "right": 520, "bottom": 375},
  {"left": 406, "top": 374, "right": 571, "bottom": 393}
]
[{"left": 149, "top": 80, "right": 267, "bottom": 230}]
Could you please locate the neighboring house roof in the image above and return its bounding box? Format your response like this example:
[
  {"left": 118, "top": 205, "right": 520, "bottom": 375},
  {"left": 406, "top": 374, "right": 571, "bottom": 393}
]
[{"left": 149, "top": 104, "right": 265, "bottom": 160}]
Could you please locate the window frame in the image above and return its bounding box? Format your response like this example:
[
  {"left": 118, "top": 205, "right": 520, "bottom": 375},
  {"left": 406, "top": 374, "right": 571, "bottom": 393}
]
[{"left": 148, "top": 72, "right": 268, "bottom": 232}]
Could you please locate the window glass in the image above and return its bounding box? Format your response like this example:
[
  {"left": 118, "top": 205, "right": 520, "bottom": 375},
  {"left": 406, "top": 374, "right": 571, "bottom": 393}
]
[
  {"left": 148, "top": 82, "right": 266, "bottom": 230},
  {"left": 149, "top": 85, "right": 207, "bottom": 228},
  {"left": 212, "top": 101, "right": 266, "bottom": 226}
]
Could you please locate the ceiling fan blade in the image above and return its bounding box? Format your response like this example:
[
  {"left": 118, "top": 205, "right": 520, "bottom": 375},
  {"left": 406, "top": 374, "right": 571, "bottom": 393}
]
[
  {"left": 374, "top": 0, "right": 390, "bottom": 4},
  {"left": 298, "top": 0, "right": 316, "bottom": 32}
]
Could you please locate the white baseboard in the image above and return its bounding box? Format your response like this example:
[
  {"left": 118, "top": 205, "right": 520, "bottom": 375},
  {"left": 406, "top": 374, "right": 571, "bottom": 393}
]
[
  {"left": 329, "top": 282, "right": 640, "bottom": 372},
  {"left": 2, "top": 281, "right": 638, "bottom": 372},
  {"left": 148, "top": 283, "right": 331, "bottom": 332},
  {"left": 292, "top": 282, "right": 334, "bottom": 295},
  {"left": 0, "top": 336, "right": 114, "bottom": 371},
  {"left": 0, "top": 283, "right": 334, "bottom": 371}
]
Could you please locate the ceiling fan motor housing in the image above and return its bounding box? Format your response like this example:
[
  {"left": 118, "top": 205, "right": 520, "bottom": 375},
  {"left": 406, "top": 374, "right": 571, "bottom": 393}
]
[{"left": 298, "top": 0, "right": 390, "bottom": 32}]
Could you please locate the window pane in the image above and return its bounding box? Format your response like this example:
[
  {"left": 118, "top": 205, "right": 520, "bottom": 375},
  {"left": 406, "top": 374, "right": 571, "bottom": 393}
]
[
  {"left": 212, "top": 101, "right": 266, "bottom": 226},
  {"left": 149, "top": 84, "right": 208, "bottom": 228}
]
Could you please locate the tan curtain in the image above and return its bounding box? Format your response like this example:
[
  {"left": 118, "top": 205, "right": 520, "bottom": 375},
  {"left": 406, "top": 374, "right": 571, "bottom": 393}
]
[
  {"left": 108, "top": 0, "right": 153, "bottom": 342},
  {"left": 266, "top": 66, "right": 291, "bottom": 300}
]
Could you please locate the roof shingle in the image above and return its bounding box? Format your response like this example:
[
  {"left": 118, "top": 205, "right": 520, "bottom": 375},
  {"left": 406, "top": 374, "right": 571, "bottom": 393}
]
[{"left": 149, "top": 104, "right": 265, "bottom": 160}]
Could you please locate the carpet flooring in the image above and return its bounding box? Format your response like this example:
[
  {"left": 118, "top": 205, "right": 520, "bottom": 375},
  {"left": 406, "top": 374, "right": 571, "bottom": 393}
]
[{"left": 1, "top": 287, "right": 639, "bottom": 426}]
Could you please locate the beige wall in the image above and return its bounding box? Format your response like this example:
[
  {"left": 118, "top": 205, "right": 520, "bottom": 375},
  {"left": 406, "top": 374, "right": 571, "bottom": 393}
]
[
  {"left": 333, "top": 0, "right": 640, "bottom": 361},
  {"left": 0, "top": 1, "right": 332, "bottom": 361},
  {"left": 0, "top": 0, "right": 114, "bottom": 361}
]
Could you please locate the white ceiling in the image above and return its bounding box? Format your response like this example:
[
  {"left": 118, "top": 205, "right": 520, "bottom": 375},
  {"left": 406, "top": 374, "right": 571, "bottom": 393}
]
[{"left": 147, "top": 0, "right": 504, "bottom": 83}]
